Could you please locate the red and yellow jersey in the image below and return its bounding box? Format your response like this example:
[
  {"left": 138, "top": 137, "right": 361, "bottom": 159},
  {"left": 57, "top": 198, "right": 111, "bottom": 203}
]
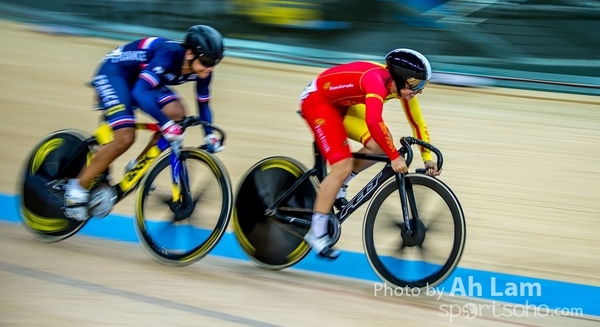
[{"left": 313, "top": 61, "right": 432, "bottom": 162}]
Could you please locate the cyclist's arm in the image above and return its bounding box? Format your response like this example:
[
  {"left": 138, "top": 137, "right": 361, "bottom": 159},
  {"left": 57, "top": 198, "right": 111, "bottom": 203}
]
[
  {"left": 131, "top": 49, "right": 177, "bottom": 127},
  {"left": 196, "top": 74, "right": 213, "bottom": 136},
  {"left": 364, "top": 94, "right": 400, "bottom": 161},
  {"left": 131, "top": 73, "right": 170, "bottom": 126},
  {"left": 400, "top": 97, "right": 432, "bottom": 162}
]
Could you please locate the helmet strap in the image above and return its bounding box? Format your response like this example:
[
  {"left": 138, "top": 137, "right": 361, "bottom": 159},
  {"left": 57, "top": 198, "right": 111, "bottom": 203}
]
[
  {"left": 186, "top": 55, "right": 199, "bottom": 70},
  {"left": 391, "top": 77, "right": 405, "bottom": 92}
]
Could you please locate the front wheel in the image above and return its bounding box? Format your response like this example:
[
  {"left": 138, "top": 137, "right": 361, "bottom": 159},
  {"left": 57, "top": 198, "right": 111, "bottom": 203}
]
[
  {"left": 363, "top": 173, "right": 466, "bottom": 289},
  {"left": 134, "top": 148, "right": 233, "bottom": 266}
]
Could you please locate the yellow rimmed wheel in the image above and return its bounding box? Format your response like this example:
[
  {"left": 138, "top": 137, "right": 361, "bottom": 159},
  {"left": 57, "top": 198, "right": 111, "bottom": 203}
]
[
  {"left": 233, "top": 156, "right": 318, "bottom": 270},
  {"left": 134, "top": 148, "right": 233, "bottom": 266},
  {"left": 18, "top": 129, "right": 94, "bottom": 242}
]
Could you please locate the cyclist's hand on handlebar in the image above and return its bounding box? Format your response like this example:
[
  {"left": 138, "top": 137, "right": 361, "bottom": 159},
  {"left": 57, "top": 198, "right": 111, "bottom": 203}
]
[
  {"left": 204, "top": 133, "right": 224, "bottom": 153},
  {"left": 161, "top": 120, "right": 185, "bottom": 142},
  {"left": 391, "top": 156, "right": 409, "bottom": 174},
  {"left": 424, "top": 160, "right": 441, "bottom": 176}
]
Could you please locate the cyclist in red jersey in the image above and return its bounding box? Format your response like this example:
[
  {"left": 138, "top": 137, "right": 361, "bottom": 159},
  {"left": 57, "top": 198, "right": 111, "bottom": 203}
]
[{"left": 300, "top": 48, "right": 439, "bottom": 258}]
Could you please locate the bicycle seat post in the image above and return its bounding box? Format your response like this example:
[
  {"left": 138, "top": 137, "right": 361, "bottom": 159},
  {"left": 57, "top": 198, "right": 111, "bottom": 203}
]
[{"left": 312, "top": 142, "right": 328, "bottom": 181}]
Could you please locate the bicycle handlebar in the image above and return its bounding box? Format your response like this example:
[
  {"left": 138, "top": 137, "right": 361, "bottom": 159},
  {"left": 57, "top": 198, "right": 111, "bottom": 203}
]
[
  {"left": 399, "top": 136, "right": 444, "bottom": 173},
  {"left": 179, "top": 115, "right": 227, "bottom": 145}
]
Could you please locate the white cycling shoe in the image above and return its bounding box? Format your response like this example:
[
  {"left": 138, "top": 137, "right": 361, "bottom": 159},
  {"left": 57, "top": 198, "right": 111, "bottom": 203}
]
[
  {"left": 304, "top": 232, "right": 340, "bottom": 259},
  {"left": 63, "top": 179, "right": 90, "bottom": 221}
]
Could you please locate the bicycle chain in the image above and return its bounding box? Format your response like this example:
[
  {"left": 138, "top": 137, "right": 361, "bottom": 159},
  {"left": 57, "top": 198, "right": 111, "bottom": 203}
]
[
  {"left": 267, "top": 216, "right": 305, "bottom": 240},
  {"left": 277, "top": 206, "right": 312, "bottom": 213}
]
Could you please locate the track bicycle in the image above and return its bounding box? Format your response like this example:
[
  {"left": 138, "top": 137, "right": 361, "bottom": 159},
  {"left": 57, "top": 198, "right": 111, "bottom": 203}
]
[
  {"left": 233, "top": 130, "right": 465, "bottom": 288},
  {"left": 18, "top": 115, "right": 233, "bottom": 266}
]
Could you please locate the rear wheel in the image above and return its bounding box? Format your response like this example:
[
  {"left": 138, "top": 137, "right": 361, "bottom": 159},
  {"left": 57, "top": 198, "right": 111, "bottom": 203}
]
[
  {"left": 233, "top": 156, "right": 318, "bottom": 270},
  {"left": 363, "top": 174, "right": 466, "bottom": 289},
  {"left": 18, "top": 129, "right": 94, "bottom": 242}
]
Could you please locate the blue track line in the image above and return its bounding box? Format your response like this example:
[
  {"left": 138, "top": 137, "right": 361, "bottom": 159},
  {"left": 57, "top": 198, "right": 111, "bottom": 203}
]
[{"left": 2, "top": 193, "right": 598, "bottom": 317}]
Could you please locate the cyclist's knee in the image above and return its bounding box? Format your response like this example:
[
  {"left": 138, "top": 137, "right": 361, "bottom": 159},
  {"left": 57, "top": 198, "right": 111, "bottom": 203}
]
[
  {"left": 162, "top": 100, "right": 185, "bottom": 121},
  {"left": 330, "top": 157, "right": 353, "bottom": 179}
]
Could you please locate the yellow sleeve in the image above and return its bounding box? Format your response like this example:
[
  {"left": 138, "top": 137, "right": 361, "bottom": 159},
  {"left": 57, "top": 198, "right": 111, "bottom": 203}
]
[{"left": 400, "top": 96, "right": 433, "bottom": 162}]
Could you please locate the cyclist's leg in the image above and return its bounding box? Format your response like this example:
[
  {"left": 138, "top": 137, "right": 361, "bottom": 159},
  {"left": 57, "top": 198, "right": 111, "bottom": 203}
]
[
  {"left": 344, "top": 104, "right": 386, "bottom": 172},
  {"left": 81, "top": 73, "right": 137, "bottom": 188},
  {"left": 126, "top": 87, "right": 185, "bottom": 169},
  {"left": 79, "top": 128, "right": 135, "bottom": 186},
  {"left": 64, "top": 70, "right": 136, "bottom": 220},
  {"left": 155, "top": 86, "right": 186, "bottom": 121},
  {"left": 300, "top": 93, "right": 351, "bottom": 258},
  {"left": 335, "top": 104, "right": 387, "bottom": 203}
]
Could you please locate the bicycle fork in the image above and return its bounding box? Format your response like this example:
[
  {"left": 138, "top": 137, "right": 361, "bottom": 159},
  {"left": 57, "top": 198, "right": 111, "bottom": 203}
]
[
  {"left": 169, "top": 140, "right": 195, "bottom": 221},
  {"left": 395, "top": 173, "right": 426, "bottom": 246}
]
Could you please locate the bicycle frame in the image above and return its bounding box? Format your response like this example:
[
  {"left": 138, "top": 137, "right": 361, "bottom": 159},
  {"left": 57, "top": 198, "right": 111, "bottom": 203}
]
[
  {"left": 267, "top": 137, "right": 442, "bottom": 236},
  {"left": 88, "top": 115, "right": 223, "bottom": 207},
  {"left": 92, "top": 122, "right": 174, "bottom": 202}
]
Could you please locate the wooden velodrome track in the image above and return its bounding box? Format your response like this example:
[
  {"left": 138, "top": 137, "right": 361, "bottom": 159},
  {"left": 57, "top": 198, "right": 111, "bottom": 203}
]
[{"left": 0, "top": 20, "right": 599, "bottom": 326}]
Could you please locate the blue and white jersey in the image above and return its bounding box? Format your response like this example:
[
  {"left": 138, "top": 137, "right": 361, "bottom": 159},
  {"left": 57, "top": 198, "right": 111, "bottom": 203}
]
[
  {"left": 93, "top": 37, "right": 214, "bottom": 133},
  {"left": 101, "top": 36, "right": 210, "bottom": 90}
]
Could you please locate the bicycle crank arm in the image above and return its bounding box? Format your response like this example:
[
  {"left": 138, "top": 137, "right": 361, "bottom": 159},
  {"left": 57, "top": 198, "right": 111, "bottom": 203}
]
[{"left": 273, "top": 214, "right": 311, "bottom": 227}]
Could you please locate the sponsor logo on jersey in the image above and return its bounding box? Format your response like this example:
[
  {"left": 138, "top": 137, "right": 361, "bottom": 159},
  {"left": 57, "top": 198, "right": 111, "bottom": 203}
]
[
  {"left": 152, "top": 66, "right": 164, "bottom": 75},
  {"left": 329, "top": 83, "right": 354, "bottom": 91},
  {"left": 93, "top": 75, "right": 120, "bottom": 107},
  {"left": 323, "top": 81, "right": 354, "bottom": 91},
  {"left": 164, "top": 73, "right": 176, "bottom": 81},
  {"left": 116, "top": 51, "right": 147, "bottom": 62},
  {"left": 313, "top": 121, "right": 330, "bottom": 153},
  {"left": 106, "top": 104, "right": 125, "bottom": 116},
  {"left": 105, "top": 46, "right": 148, "bottom": 63},
  {"left": 379, "top": 122, "right": 395, "bottom": 151}
]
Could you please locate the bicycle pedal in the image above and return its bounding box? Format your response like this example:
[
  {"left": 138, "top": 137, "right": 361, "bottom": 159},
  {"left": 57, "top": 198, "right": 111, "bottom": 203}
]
[
  {"left": 61, "top": 203, "right": 88, "bottom": 210},
  {"left": 46, "top": 179, "right": 68, "bottom": 199},
  {"left": 318, "top": 247, "right": 341, "bottom": 260},
  {"left": 46, "top": 178, "right": 68, "bottom": 190},
  {"left": 333, "top": 197, "right": 348, "bottom": 210}
]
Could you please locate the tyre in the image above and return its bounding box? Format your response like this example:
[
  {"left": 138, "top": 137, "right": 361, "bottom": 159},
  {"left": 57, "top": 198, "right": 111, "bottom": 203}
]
[
  {"left": 18, "top": 129, "right": 93, "bottom": 242},
  {"left": 363, "top": 173, "right": 466, "bottom": 289},
  {"left": 233, "top": 156, "right": 317, "bottom": 270},
  {"left": 134, "top": 148, "right": 233, "bottom": 266}
]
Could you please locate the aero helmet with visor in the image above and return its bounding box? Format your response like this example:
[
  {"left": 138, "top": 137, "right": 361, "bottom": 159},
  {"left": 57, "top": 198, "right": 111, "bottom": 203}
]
[
  {"left": 184, "top": 25, "right": 224, "bottom": 68},
  {"left": 385, "top": 48, "right": 432, "bottom": 92}
]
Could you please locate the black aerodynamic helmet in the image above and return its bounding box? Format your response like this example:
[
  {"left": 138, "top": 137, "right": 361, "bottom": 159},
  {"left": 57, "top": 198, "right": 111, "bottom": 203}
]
[
  {"left": 184, "top": 25, "right": 224, "bottom": 67},
  {"left": 385, "top": 48, "right": 432, "bottom": 92}
]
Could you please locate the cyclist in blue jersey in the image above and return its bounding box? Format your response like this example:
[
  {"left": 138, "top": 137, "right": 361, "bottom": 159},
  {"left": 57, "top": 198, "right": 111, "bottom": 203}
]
[{"left": 64, "top": 25, "right": 225, "bottom": 221}]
